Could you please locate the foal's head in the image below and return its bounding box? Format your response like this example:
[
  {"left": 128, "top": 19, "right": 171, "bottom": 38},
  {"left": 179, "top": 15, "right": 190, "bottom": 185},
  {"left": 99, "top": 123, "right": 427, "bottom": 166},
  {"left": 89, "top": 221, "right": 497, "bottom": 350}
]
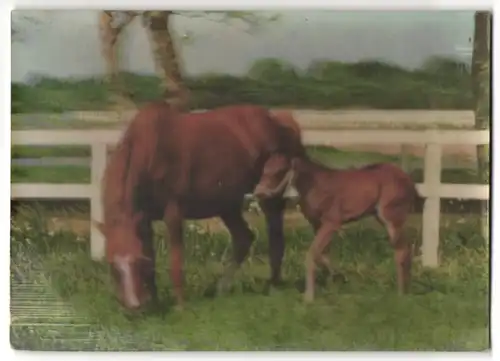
[
  {"left": 254, "top": 154, "right": 296, "bottom": 199},
  {"left": 94, "top": 213, "right": 153, "bottom": 310}
]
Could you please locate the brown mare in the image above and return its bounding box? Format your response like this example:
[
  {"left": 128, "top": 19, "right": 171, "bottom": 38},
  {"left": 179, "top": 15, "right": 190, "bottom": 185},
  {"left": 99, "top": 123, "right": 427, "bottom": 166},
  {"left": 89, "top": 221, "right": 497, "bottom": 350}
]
[
  {"left": 254, "top": 155, "right": 423, "bottom": 303},
  {"left": 94, "top": 102, "right": 305, "bottom": 310}
]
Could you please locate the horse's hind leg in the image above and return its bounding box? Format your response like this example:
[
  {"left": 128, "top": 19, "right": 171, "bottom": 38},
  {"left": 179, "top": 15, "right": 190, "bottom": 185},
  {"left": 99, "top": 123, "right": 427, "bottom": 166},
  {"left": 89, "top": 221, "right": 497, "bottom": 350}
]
[
  {"left": 217, "top": 209, "right": 254, "bottom": 294},
  {"left": 259, "top": 197, "right": 287, "bottom": 286},
  {"left": 377, "top": 204, "right": 412, "bottom": 295}
]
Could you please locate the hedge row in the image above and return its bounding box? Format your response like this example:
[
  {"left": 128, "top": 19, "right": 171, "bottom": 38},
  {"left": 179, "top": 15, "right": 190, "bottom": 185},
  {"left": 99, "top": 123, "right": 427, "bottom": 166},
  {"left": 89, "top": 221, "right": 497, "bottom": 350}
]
[{"left": 12, "top": 57, "right": 473, "bottom": 113}]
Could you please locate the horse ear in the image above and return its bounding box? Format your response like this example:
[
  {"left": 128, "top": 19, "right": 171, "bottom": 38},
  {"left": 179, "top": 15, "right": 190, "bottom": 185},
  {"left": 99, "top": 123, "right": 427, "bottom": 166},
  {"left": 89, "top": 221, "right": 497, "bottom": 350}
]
[{"left": 92, "top": 220, "right": 105, "bottom": 235}]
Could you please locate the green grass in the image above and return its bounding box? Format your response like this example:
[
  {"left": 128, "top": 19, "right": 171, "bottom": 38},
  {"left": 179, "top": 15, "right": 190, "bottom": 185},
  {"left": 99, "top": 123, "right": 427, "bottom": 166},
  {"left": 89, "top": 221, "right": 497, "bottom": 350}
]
[
  {"left": 10, "top": 206, "right": 490, "bottom": 351},
  {"left": 11, "top": 117, "right": 124, "bottom": 130},
  {"left": 11, "top": 165, "right": 90, "bottom": 184},
  {"left": 12, "top": 145, "right": 90, "bottom": 159}
]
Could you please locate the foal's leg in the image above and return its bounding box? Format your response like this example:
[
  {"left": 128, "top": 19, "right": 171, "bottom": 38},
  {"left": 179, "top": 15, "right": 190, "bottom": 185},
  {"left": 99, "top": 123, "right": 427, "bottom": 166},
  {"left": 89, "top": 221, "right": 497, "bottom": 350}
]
[
  {"left": 138, "top": 217, "right": 158, "bottom": 304},
  {"left": 377, "top": 205, "right": 412, "bottom": 295},
  {"left": 217, "top": 209, "right": 255, "bottom": 294},
  {"left": 309, "top": 221, "right": 341, "bottom": 282},
  {"left": 304, "top": 222, "right": 338, "bottom": 303},
  {"left": 164, "top": 202, "right": 185, "bottom": 308},
  {"left": 259, "top": 197, "right": 287, "bottom": 286}
]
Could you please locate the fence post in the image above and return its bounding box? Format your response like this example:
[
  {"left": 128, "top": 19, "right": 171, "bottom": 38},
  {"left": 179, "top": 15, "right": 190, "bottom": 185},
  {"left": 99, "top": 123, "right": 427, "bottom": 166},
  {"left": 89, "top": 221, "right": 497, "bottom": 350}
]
[
  {"left": 90, "top": 143, "right": 107, "bottom": 260},
  {"left": 421, "top": 140, "right": 442, "bottom": 267}
]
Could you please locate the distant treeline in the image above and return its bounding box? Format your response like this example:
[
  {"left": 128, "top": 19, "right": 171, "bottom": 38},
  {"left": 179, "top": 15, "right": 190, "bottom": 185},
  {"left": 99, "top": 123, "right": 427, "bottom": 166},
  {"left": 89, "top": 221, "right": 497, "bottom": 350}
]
[{"left": 12, "top": 56, "right": 473, "bottom": 113}]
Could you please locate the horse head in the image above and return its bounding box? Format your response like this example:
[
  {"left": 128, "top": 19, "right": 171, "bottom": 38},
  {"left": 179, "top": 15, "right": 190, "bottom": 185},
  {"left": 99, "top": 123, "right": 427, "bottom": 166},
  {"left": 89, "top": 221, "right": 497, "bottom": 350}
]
[{"left": 94, "top": 212, "right": 153, "bottom": 310}]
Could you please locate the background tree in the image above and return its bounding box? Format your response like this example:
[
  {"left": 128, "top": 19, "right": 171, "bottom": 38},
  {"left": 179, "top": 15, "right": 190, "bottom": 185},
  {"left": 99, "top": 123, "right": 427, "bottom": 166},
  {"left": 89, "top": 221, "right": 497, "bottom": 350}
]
[
  {"left": 470, "top": 11, "right": 491, "bottom": 241},
  {"left": 99, "top": 10, "right": 280, "bottom": 111}
]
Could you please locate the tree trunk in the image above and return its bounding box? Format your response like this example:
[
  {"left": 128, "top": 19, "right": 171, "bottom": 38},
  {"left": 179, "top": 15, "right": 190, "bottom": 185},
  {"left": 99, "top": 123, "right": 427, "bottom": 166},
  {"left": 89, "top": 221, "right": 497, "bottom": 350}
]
[
  {"left": 98, "top": 11, "right": 137, "bottom": 110},
  {"left": 471, "top": 11, "right": 491, "bottom": 242},
  {"left": 143, "top": 11, "right": 189, "bottom": 110}
]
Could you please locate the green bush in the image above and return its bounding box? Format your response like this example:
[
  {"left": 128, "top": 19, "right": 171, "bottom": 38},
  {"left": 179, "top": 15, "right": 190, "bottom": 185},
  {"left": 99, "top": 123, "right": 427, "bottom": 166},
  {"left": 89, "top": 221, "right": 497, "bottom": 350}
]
[{"left": 11, "top": 56, "right": 473, "bottom": 113}]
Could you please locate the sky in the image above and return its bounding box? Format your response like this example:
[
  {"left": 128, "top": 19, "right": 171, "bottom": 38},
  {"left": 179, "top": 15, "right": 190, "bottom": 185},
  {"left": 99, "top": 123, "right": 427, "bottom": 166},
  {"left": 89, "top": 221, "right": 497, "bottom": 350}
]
[{"left": 11, "top": 10, "right": 475, "bottom": 83}]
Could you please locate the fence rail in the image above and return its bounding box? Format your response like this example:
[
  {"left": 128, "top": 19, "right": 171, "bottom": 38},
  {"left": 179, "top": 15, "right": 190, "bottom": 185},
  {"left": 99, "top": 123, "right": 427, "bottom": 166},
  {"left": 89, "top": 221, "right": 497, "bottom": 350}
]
[{"left": 11, "top": 128, "right": 490, "bottom": 268}]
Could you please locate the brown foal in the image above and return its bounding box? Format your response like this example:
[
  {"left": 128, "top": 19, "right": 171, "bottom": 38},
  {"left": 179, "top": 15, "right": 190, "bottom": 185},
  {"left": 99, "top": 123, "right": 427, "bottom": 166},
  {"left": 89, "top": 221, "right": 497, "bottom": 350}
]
[{"left": 254, "top": 155, "right": 423, "bottom": 303}]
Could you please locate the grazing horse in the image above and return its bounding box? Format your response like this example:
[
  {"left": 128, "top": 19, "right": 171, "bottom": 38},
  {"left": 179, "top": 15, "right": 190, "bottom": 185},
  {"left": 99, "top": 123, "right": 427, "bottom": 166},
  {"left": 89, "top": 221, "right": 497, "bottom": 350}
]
[
  {"left": 94, "top": 102, "right": 305, "bottom": 310},
  {"left": 254, "top": 155, "right": 423, "bottom": 302}
]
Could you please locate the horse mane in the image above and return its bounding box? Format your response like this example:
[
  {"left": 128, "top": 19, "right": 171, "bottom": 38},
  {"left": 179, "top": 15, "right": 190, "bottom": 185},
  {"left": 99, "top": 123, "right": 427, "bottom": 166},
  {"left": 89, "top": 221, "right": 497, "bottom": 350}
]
[
  {"left": 270, "top": 110, "right": 306, "bottom": 158},
  {"left": 101, "top": 101, "right": 175, "bottom": 226},
  {"left": 101, "top": 124, "right": 136, "bottom": 225}
]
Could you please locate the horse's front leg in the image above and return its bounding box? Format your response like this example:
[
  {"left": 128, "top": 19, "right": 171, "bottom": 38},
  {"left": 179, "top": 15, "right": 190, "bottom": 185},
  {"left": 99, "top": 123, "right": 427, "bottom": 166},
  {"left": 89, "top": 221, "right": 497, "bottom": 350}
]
[
  {"left": 138, "top": 216, "right": 158, "bottom": 305},
  {"left": 304, "top": 222, "right": 338, "bottom": 303},
  {"left": 164, "top": 201, "right": 185, "bottom": 309},
  {"left": 259, "top": 197, "right": 287, "bottom": 286}
]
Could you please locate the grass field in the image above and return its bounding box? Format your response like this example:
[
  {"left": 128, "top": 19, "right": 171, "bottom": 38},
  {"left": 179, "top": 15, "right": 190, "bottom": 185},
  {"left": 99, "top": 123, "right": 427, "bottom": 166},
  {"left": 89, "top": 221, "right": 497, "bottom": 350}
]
[{"left": 10, "top": 205, "right": 490, "bottom": 351}]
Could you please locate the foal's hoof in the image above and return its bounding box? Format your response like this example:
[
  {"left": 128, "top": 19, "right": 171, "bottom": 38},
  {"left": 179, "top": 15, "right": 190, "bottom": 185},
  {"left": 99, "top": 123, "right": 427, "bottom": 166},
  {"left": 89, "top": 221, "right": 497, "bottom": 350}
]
[{"left": 303, "top": 293, "right": 314, "bottom": 304}]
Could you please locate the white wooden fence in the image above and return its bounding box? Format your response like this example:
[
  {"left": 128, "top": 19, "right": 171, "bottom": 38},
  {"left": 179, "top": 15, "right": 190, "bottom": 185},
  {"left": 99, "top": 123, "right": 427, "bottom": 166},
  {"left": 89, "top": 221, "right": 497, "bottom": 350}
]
[{"left": 11, "top": 128, "right": 490, "bottom": 267}]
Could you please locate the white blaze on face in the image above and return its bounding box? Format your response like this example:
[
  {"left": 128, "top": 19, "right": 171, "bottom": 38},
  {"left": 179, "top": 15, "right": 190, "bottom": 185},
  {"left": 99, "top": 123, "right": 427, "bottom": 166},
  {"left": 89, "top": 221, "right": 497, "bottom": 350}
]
[{"left": 114, "top": 255, "right": 140, "bottom": 308}]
